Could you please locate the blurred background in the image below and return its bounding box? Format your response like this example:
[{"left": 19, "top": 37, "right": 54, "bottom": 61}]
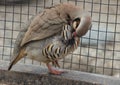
[{"left": 0, "top": 0, "right": 120, "bottom": 78}]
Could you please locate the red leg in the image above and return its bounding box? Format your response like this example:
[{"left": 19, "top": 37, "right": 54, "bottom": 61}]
[
  {"left": 52, "top": 60, "right": 60, "bottom": 68},
  {"left": 55, "top": 60, "right": 60, "bottom": 68},
  {"left": 46, "top": 63, "right": 65, "bottom": 75}
]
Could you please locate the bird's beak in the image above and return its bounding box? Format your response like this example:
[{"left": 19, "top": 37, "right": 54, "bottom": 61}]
[{"left": 74, "top": 15, "right": 92, "bottom": 37}]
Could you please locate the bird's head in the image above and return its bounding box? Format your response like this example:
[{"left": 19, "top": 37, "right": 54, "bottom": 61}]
[
  {"left": 72, "top": 15, "right": 92, "bottom": 38},
  {"left": 62, "top": 3, "right": 92, "bottom": 37}
]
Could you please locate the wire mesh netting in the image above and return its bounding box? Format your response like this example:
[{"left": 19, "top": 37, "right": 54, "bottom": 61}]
[{"left": 0, "top": 0, "right": 120, "bottom": 78}]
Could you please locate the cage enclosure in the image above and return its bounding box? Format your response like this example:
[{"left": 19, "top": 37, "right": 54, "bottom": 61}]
[{"left": 0, "top": 0, "right": 120, "bottom": 85}]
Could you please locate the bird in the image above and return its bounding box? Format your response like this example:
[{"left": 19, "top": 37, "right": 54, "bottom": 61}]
[{"left": 8, "top": 3, "right": 92, "bottom": 75}]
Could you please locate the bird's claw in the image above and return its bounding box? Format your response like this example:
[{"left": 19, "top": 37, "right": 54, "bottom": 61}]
[
  {"left": 46, "top": 63, "right": 67, "bottom": 75},
  {"left": 49, "top": 69, "right": 67, "bottom": 75}
]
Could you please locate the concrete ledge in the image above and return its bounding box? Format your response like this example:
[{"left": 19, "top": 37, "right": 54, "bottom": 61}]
[{"left": 0, "top": 61, "right": 120, "bottom": 85}]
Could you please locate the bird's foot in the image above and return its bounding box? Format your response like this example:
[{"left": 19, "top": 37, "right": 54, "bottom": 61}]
[
  {"left": 46, "top": 63, "right": 66, "bottom": 75},
  {"left": 49, "top": 69, "right": 65, "bottom": 75}
]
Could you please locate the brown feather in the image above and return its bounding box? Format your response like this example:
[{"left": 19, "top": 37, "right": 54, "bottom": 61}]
[
  {"left": 8, "top": 48, "right": 26, "bottom": 70},
  {"left": 20, "top": 3, "right": 83, "bottom": 47}
]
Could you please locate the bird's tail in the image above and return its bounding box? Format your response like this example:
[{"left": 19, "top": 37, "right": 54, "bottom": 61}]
[
  {"left": 8, "top": 48, "right": 26, "bottom": 70},
  {"left": 8, "top": 16, "right": 32, "bottom": 71}
]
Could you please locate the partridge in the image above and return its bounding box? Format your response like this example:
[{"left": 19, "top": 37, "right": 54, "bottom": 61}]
[{"left": 8, "top": 3, "right": 92, "bottom": 75}]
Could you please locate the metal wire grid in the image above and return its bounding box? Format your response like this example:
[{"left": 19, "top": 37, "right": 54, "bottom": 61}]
[{"left": 0, "top": 0, "right": 120, "bottom": 77}]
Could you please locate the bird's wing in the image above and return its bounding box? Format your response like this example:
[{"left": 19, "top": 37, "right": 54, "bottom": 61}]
[{"left": 20, "top": 6, "right": 67, "bottom": 46}]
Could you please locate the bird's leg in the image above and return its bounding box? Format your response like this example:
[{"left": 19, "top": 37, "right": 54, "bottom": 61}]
[
  {"left": 46, "top": 63, "right": 64, "bottom": 75},
  {"left": 55, "top": 60, "right": 60, "bottom": 68},
  {"left": 52, "top": 61, "right": 56, "bottom": 67},
  {"left": 52, "top": 60, "right": 60, "bottom": 68}
]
